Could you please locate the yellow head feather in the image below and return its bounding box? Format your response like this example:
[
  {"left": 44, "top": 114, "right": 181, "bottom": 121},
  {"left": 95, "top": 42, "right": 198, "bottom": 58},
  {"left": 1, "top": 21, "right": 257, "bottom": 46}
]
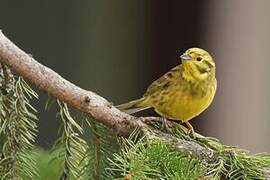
[{"left": 181, "top": 48, "right": 215, "bottom": 82}]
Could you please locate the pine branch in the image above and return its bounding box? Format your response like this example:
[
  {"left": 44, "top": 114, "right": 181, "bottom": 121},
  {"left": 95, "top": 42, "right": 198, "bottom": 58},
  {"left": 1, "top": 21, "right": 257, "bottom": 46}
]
[
  {"left": 145, "top": 124, "right": 270, "bottom": 179},
  {"left": 55, "top": 100, "right": 88, "bottom": 180},
  {"left": 88, "top": 121, "right": 101, "bottom": 179},
  {"left": 0, "top": 30, "right": 270, "bottom": 179},
  {"left": 106, "top": 129, "right": 206, "bottom": 179},
  {"left": 86, "top": 119, "right": 119, "bottom": 179},
  {"left": 0, "top": 66, "right": 38, "bottom": 179},
  {"left": 0, "top": 30, "right": 145, "bottom": 136},
  {"left": 107, "top": 128, "right": 270, "bottom": 179}
]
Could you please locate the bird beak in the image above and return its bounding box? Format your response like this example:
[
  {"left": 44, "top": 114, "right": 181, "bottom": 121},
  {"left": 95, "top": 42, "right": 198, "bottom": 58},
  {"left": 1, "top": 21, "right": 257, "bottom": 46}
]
[{"left": 180, "top": 53, "right": 191, "bottom": 60}]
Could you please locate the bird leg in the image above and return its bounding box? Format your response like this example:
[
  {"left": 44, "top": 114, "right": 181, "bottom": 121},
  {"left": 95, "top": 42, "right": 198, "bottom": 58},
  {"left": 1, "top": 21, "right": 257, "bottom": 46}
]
[
  {"left": 185, "top": 121, "right": 195, "bottom": 137},
  {"left": 160, "top": 118, "right": 170, "bottom": 131},
  {"left": 140, "top": 117, "right": 170, "bottom": 130}
]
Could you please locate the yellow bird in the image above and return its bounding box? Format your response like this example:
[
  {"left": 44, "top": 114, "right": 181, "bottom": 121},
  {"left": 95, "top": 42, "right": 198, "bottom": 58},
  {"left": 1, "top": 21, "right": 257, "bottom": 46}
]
[{"left": 117, "top": 48, "right": 217, "bottom": 133}]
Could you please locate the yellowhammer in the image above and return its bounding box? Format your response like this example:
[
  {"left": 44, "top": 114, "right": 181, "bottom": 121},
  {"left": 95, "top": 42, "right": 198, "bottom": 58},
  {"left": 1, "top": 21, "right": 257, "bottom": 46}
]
[{"left": 117, "top": 48, "right": 217, "bottom": 133}]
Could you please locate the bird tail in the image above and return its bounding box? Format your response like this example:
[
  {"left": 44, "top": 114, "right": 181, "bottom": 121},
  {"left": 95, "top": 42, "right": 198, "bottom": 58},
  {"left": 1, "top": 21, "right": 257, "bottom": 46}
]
[{"left": 116, "top": 97, "right": 150, "bottom": 114}]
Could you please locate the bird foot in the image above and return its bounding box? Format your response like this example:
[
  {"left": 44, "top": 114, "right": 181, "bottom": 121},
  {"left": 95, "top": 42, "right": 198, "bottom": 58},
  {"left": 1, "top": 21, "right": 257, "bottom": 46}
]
[
  {"left": 140, "top": 117, "right": 171, "bottom": 131},
  {"left": 185, "top": 122, "right": 195, "bottom": 138},
  {"left": 161, "top": 118, "right": 171, "bottom": 132}
]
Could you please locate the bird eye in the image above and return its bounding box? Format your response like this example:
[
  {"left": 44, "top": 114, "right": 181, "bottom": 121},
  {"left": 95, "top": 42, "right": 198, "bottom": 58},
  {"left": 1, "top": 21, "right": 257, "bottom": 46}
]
[{"left": 196, "top": 57, "right": 202, "bottom": 61}]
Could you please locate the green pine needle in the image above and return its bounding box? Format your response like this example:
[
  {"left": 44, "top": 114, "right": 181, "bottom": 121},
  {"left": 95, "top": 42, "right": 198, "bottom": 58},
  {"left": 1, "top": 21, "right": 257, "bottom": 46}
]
[
  {"left": 86, "top": 119, "right": 119, "bottom": 179},
  {"left": 106, "top": 129, "right": 205, "bottom": 180},
  {"left": 53, "top": 100, "right": 89, "bottom": 179},
  {"left": 0, "top": 72, "right": 39, "bottom": 179}
]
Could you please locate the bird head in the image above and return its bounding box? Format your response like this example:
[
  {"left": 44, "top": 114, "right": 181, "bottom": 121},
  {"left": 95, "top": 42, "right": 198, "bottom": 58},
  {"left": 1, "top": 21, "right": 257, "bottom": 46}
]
[{"left": 180, "top": 48, "right": 215, "bottom": 82}]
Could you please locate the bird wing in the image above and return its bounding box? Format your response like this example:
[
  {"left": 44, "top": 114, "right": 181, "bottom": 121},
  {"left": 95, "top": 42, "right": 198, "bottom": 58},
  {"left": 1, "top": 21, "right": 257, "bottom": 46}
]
[
  {"left": 116, "top": 97, "right": 150, "bottom": 114},
  {"left": 143, "top": 65, "right": 182, "bottom": 98}
]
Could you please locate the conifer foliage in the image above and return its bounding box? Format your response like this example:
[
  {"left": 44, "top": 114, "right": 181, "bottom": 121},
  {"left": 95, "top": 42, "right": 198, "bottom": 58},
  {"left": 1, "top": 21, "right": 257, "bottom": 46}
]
[
  {"left": 0, "top": 65, "right": 270, "bottom": 180},
  {"left": 0, "top": 65, "right": 38, "bottom": 179}
]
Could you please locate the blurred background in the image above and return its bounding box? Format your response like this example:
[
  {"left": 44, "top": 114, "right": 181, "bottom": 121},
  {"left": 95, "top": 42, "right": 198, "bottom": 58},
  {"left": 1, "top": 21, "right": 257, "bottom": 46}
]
[{"left": 1, "top": 0, "right": 270, "bottom": 152}]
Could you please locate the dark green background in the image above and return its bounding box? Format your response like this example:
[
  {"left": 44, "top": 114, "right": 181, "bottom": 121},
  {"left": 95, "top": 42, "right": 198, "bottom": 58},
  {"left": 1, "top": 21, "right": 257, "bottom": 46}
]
[{"left": 1, "top": 0, "right": 270, "bottom": 152}]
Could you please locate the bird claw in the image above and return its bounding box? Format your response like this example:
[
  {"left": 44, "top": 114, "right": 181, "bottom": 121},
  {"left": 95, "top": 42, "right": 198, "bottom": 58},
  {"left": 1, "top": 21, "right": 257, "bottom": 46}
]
[
  {"left": 161, "top": 118, "right": 170, "bottom": 131},
  {"left": 185, "top": 122, "right": 196, "bottom": 138},
  {"left": 187, "top": 127, "right": 195, "bottom": 138}
]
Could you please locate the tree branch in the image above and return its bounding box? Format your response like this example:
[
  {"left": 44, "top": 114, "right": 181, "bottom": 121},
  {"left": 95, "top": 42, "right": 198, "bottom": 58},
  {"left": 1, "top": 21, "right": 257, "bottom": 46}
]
[
  {"left": 0, "top": 31, "right": 269, "bottom": 179},
  {"left": 0, "top": 30, "right": 145, "bottom": 135},
  {"left": 155, "top": 131, "right": 218, "bottom": 164},
  {"left": 0, "top": 30, "right": 219, "bottom": 161}
]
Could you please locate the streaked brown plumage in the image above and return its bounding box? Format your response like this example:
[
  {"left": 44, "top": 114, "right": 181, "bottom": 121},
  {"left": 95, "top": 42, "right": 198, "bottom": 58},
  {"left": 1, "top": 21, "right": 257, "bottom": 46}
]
[{"left": 117, "top": 48, "right": 217, "bottom": 133}]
